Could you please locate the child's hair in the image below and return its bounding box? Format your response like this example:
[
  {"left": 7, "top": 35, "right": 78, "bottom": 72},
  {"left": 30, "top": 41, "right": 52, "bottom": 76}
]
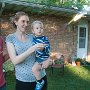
[
  {"left": 10, "top": 11, "right": 29, "bottom": 28},
  {"left": 31, "top": 20, "right": 44, "bottom": 29}
]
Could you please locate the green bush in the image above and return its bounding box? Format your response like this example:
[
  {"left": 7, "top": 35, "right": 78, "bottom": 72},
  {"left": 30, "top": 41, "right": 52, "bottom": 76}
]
[
  {"left": 3, "top": 60, "right": 14, "bottom": 72},
  {"left": 75, "top": 58, "right": 82, "bottom": 63}
]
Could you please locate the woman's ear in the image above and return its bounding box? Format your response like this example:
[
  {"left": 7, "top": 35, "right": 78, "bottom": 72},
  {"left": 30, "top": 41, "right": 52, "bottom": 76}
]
[{"left": 14, "top": 21, "right": 17, "bottom": 26}]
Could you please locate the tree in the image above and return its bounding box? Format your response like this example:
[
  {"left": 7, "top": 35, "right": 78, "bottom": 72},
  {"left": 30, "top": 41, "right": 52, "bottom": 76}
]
[{"left": 19, "top": 0, "right": 89, "bottom": 10}]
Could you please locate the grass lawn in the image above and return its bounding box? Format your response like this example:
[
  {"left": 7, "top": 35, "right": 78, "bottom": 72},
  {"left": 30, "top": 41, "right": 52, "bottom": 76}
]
[{"left": 5, "top": 65, "right": 90, "bottom": 90}]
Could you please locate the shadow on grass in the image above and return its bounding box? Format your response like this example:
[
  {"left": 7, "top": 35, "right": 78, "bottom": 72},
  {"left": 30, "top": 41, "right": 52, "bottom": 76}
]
[{"left": 47, "top": 65, "right": 90, "bottom": 90}]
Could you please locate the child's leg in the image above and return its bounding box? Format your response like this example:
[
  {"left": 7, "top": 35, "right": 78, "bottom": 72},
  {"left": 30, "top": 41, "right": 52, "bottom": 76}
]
[
  {"left": 32, "top": 62, "right": 42, "bottom": 80},
  {"left": 32, "top": 62, "right": 45, "bottom": 90}
]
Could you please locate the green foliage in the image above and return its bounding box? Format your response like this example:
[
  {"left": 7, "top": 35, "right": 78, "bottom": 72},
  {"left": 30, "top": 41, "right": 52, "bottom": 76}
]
[
  {"left": 75, "top": 58, "right": 90, "bottom": 66},
  {"left": 3, "top": 60, "right": 14, "bottom": 72},
  {"left": 54, "top": 59, "right": 62, "bottom": 64},
  {"left": 81, "top": 58, "right": 90, "bottom": 65},
  {"left": 75, "top": 58, "right": 82, "bottom": 63},
  {"left": 62, "top": 1, "right": 83, "bottom": 10},
  {"left": 80, "top": 0, "right": 90, "bottom": 5},
  {"left": 18, "top": 0, "right": 85, "bottom": 10}
]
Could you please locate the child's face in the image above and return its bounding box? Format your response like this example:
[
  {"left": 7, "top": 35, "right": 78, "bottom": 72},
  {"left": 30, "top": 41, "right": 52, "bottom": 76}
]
[{"left": 32, "top": 23, "right": 43, "bottom": 36}]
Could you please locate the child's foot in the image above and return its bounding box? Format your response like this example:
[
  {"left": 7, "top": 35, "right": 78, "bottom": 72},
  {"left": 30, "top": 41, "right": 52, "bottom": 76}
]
[{"left": 35, "top": 80, "right": 45, "bottom": 90}]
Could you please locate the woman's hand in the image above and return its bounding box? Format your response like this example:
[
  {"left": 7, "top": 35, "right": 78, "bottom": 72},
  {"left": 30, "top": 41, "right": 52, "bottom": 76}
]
[{"left": 41, "top": 58, "right": 52, "bottom": 69}]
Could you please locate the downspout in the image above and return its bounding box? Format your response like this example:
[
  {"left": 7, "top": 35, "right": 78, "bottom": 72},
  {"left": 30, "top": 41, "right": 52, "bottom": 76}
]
[{"left": 0, "top": 2, "right": 5, "bottom": 35}]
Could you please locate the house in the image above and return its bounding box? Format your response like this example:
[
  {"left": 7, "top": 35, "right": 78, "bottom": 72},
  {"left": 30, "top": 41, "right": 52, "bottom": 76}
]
[{"left": 0, "top": 0, "right": 90, "bottom": 63}]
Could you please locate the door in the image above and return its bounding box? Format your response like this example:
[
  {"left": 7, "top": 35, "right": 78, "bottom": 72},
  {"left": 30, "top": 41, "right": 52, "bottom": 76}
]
[{"left": 77, "top": 23, "right": 88, "bottom": 58}]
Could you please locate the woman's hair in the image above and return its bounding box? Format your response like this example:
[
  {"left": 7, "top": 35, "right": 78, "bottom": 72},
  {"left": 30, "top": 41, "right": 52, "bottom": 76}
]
[
  {"left": 10, "top": 11, "right": 29, "bottom": 28},
  {"left": 31, "top": 20, "right": 44, "bottom": 29}
]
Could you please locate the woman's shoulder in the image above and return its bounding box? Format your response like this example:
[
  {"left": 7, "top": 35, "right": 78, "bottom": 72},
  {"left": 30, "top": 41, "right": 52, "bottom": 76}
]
[
  {"left": 6, "top": 33, "right": 15, "bottom": 42},
  {"left": 6, "top": 33, "right": 15, "bottom": 38}
]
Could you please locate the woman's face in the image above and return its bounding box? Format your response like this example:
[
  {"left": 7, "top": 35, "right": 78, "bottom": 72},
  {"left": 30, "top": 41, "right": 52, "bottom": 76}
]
[
  {"left": 32, "top": 23, "right": 43, "bottom": 36},
  {"left": 15, "top": 15, "right": 29, "bottom": 32}
]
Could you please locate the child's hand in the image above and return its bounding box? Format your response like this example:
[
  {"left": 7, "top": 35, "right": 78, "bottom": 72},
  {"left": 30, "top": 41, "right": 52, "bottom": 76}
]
[
  {"left": 41, "top": 58, "right": 50, "bottom": 69},
  {"left": 33, "top": 43, "right": 46, "bottom": 51}
]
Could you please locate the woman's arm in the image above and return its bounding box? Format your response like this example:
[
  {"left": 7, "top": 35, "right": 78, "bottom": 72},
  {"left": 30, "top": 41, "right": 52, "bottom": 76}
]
[{"left": 6, "top": 42, "right": 45, "bottom": 65}]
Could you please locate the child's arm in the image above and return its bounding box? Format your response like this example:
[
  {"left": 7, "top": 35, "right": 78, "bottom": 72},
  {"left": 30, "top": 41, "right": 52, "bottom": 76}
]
[
  {"left": 44, "top": 37, "right": 50, "bottom": 56},
  {"left": 41, "top": 57, "right": 52, "bottom": 69},
  {"left": 41, "top": 36, "right": 51, "bottom": 69}
]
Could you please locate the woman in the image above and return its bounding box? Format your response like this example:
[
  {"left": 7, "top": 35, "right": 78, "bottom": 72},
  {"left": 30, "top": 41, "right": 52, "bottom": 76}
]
[{"left": 6, "top": 11, "right": 52, "bottom": 90}]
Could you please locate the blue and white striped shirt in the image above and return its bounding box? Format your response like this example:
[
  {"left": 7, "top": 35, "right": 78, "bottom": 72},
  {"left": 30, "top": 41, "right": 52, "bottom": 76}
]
[{"left": 33, "top": 35, "right": 50, "bottom": 63}]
